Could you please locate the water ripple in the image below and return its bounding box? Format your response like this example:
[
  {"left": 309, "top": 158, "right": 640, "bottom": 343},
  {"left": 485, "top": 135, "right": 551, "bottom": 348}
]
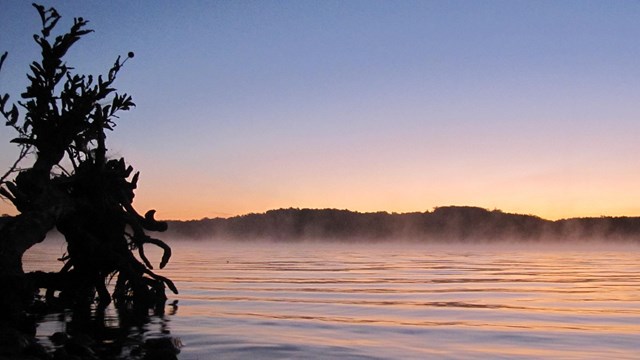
[{"left": 24, "top": 241, "right": 640, "bottom": 359}]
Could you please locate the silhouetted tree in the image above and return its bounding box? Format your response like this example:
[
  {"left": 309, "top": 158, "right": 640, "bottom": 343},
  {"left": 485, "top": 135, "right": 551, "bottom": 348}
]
[{"left": 0, "top": 3, "right": 176, "bottom": 336}]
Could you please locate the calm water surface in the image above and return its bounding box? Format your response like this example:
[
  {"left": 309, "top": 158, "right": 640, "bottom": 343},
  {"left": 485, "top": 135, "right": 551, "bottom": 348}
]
[{"left": 24, "top": 240, "right": 640, "bottom": 359}]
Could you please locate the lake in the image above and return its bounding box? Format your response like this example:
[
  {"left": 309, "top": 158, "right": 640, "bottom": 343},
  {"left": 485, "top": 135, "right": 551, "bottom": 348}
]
[{"left": 23, "top": 240, "right": 640, "bottom": 359}]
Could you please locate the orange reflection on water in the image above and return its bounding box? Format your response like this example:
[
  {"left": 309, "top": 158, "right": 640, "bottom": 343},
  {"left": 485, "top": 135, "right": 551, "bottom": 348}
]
[{"left": 23, "top": 240, "right": 640, "bottom": 359}]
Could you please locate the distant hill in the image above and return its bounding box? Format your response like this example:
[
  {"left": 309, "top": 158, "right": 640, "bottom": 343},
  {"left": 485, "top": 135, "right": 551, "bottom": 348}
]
[{"left": 164, "top": 206, "right": 640, "bottom": 242}]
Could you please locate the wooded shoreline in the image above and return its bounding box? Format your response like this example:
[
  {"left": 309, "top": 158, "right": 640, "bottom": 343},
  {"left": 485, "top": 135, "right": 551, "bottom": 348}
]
[{"left": 162, "top": 206, "right": 640, "bottom": 242}]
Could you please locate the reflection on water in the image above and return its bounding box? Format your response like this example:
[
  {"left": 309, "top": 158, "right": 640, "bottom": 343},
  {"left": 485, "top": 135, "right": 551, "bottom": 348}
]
[
  {"left": 23, "top": 239, "right": 180, "bottom": 359},
  {"left": 24, "top": 240, "right": 640, "bottom": 359},
  {"left": 34, "top": 302, "right": 175, "bottom": 359}
]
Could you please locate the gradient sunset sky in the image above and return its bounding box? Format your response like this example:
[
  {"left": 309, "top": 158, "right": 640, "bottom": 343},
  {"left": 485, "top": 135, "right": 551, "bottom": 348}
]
[{"left": 1, "top": 1, "right": 640, "bottom": 220}]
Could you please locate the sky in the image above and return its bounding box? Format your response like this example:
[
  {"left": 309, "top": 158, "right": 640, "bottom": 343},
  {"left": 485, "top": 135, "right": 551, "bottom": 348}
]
[{"left": 1, "top": 0, "right": 640, "bottom": 220}]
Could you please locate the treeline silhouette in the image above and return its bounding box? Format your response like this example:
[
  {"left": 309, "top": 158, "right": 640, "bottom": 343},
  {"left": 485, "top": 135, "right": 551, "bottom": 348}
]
[{"left": 163, "top": 206, "right": 640, "bottom": 242}]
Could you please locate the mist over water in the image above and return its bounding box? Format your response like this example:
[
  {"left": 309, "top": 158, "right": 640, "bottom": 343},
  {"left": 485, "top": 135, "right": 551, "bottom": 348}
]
[{"left": 24, "top": 239, "right": 640, "bottom": 359}]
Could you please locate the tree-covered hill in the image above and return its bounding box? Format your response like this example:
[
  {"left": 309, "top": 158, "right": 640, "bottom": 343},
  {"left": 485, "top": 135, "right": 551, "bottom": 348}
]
[{"left": 164, "top": 206, "right": 640, "bottom": 242}]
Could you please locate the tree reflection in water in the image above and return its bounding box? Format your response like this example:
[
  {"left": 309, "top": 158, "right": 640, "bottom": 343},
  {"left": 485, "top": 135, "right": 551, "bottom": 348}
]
[{"left": 35, "top": 299, "right": 181, "bottom": 359}]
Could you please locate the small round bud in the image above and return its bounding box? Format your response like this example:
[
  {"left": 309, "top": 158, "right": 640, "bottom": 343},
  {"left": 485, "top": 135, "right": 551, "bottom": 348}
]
[{"left": 128, "top": 52, "right": 135, "bottom": 58}]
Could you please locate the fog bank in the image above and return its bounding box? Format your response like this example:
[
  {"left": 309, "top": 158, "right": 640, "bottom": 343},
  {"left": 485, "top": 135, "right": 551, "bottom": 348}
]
[{"left": 163, "top": 206, "right": 640, "bottom": 243}]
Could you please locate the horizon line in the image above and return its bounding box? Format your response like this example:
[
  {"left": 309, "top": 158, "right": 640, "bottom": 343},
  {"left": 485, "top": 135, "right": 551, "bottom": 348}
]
[{"left": 164, "top": 205, "right": 640, "bottom": 223}]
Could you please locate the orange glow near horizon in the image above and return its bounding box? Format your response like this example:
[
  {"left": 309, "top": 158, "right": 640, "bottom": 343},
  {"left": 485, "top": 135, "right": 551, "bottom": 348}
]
[
  {"left": 2, "top": 2, "right": 640, "bottom": 225},
  {"left": 136, "top": 202, "right": 640, "bottom": 222},
  {"left": 2, "top": 157, "right": 640, "bottom": 221},
  {"left": 126, "top": 177, "right": 640, "bottom": 221}
]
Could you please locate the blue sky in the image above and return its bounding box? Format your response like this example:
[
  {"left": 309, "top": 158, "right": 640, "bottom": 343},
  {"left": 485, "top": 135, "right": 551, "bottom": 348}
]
[{"left": 2, "top": 1, "right": 640, "bottom": 219}]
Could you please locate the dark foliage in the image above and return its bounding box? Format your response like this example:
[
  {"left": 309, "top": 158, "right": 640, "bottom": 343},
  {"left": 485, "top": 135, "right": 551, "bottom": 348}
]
[
  {"left": 0, "top": 3, "right": 176, "bottom": 335},
  {"left": 166, "top": 206, "right": 640, "bottom": 242}
]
